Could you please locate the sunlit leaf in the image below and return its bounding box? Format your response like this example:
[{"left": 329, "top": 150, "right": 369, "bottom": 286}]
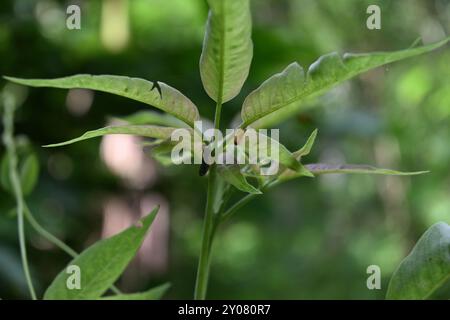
[
  {"left": 4, "top": 75, "right": 200, "bottom": 127},
  {"left": 100, "top": 283, "right": 170, "bottom": 300},
  {"left": 44, "top": 125, "right": 180, "bottom": 147},
  {"left": 200, "top": 0, "right": 253, "bottom": 103},
  {"left": 44, "top": 207, "right": 159, "bottom": 300},
  {"left": 386, "top": 222, "right": 450, "bottom": 300},
  {"left": 241, "top": 37, "right": 450, "bottom": 128},
  {"left": 217, "top": 165, "right": 261, "bottom": 194}
]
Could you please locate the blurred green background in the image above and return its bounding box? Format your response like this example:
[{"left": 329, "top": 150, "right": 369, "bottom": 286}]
[{"left": 0, "top": 0, "right": 449, "bottom": 299}]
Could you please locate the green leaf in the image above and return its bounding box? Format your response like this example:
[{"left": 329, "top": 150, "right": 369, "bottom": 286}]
[
  {"left": 44, "top": 125, "right": 180, "bottom": 147},
  {"left": 293, "top": 129, "right": 318, "bottom": 159},
  {"left": 304, "top": 164, "right": 429, "bottom": 176},
  {"left": 44, "top": 207, "right": 159, "bottom": 300},
  {"left": 1, "top": 152, "right": 39, "bottom": 196},
  {"left": 4, "top": 75, "right": 200, "bottom": 127},
  {"left": 100, "top": 283, "right": 170, "bottom": 300},
  {"left": 234, "top": 130, "right": 300, "bottom": 171},
  {"left": 386, "top": 222, "right": 450, "bottom": 300},
  {"left": 0, "top": 154, "right": 12, "bottom": 192},
  {"left": 277, "top": 163, "right": 314, "bottom": 182},
  {"left": 113, "top": 110, "right": 188, "bottom": 128},
  {"left": 241, "top": 62, "right": 304, "bottom": 127},
  {"left": 200, "top": 0, "right": 253, "bottom": 103},
  {"left": 19, "top": 153, "right": 39, "bottom": 196},
  {"left": 149, "top": 139, "right": 193, "bottom": 167},
  {"left": 217, "top": 165, "right": 261, "bottom": 194},
  {"left": 152, "top": 154, "right": 177, "bottom": 167},
  {"left": 241, "top": 37, "right": 450, "bottom": 128}
]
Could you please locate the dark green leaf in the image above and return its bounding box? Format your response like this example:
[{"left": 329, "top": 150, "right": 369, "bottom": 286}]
[
  {"left": 386, "top": 222, "right": 450, "bottom": 299},
  {"left": 0, "top": 154, "right": 11, "bottom": 192}
]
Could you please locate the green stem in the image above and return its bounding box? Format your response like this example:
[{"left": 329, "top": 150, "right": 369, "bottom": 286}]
[
  {"left": 24, "top": 205, "right": 77, "bottom": 257},
  {"left": 2, "top": 94, "right": 37, "bottom": 300},
  {"left": 194, "top": 100, "right": 223, "bottom": 300},
  {"left": 194, "top": 166, "right": 218, "bottom": 300},
  {"left": 221, "top": 192, "right": 258, "bottom": 223},
  {"left": 221, "top": 180, "right": 278, "bottom": 223}
]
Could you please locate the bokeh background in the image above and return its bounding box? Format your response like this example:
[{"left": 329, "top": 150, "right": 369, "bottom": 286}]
[{"left": 0, "top": 0, "right": 449, "bottom": 299}]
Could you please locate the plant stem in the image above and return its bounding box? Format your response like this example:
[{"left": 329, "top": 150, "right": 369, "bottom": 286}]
[
  {"left": 2, "top": 94, "right": 37, "bottom": 300},
  {"left": 194, "top": 166, "right": 218, "bottom": 299},
  {"left": 24, "top": 205, "right": 78, "bottom": 257},
  {"left": 221, "top": 180, "right": 278, "bottom": 223},
  {"left": 194, "top": 99, "right": 223, "bottom": 300},
  {"left": 221, "top": 192, "right": 258, "bottom": 223},
  {"left": 23, "top": 204, "right": 122, "bottom": 295}
]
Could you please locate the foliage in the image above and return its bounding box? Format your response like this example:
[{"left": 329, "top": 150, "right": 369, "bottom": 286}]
[
  {"left": 1, "top": 0, "right": 449, "bottom": 300},
  {"left": 387, "top": 222, "right": 450, "bottom": 300}
]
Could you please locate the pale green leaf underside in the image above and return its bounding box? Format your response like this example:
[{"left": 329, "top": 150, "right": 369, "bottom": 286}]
[
  {"left": 4, "top": 75, "right": 200, "bottom": 127},
  {"left": 218, "top": 165, "right": 261, "bottom": 194},
  {"left": 100, "top": 283, "right": 170, "bottom": 300},
  {"left": 234, "top": 131, "right": 300, "bottom": 171},
  {"left": 113, "top": 110, "right": 188, "bottom": 128},
  {"left": 386, "top": 222, "right": 450, "bottom": 300},
  {"left": 256, "top": 133, "right": 300, "bottom": 171},
  {"left": 200, "top": 0, "right": 253, "bottom": 103},
  {"left": 44, "top": 125, "right": 179, "bottom": 147},
  {"left": 242, "top": 37, "right": 450, "bottom": 128},
  {"left": 293, "top": 129, "right": 318, "bottom": 159},
  {"left": 44, "top": 207, "right": 159, "bottom": 300},
  {"left": 279, "top": 164, "right": 428, "bottom": 181},
  {"left": 305, "top": 164, "right": 428, "bottom": 176}
]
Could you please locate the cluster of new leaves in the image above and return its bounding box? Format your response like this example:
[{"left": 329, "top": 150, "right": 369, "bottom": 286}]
[
  {"left": 6, "top": 4, "right": 448, "bottom": 194},
  {"left": 4, "top": 0, "right": 450, "bottom": 299}
]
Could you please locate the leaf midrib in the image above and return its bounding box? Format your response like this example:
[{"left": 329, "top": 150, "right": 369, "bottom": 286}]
[{"left": 217, "top": 0, "right": 226, "bottom": 104}]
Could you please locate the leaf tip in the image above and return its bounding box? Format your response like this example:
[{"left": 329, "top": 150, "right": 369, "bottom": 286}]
[
  {"left": 42, "top": 142, "right": 66, "bottom": 148},
  {"left": 3, "top": 76, "right": 27, "bottom": 85},
  {"left": 399, "top": 170, "right": 430, "bottom": 176}
]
